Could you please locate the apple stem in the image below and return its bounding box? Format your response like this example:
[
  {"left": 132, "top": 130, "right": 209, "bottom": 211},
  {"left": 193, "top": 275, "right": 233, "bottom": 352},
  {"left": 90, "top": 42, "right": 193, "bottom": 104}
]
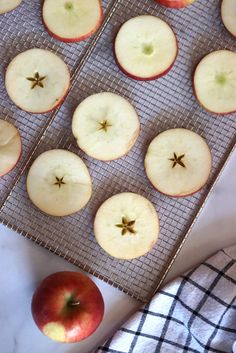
[{"left": 68, "top": 300, "right": 80, "bottom": 307}]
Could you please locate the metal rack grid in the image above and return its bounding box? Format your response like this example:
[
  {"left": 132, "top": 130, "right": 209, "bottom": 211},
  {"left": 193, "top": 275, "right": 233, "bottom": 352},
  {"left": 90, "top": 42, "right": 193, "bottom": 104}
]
[
  {"left": 0, "top": 0, "right": 112, "bottom": 203},
  {"left": 0, "top": 0, "right": 236, "bottom": 302}
]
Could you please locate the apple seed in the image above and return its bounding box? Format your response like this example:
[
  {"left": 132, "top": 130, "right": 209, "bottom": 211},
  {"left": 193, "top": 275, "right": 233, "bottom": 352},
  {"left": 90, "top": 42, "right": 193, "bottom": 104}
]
[
  {"left": 169, "top": 152, "right": 185, "bottom": 168},
  {"left": 116, "top": 217, "right": 136, "bottom": 236}
]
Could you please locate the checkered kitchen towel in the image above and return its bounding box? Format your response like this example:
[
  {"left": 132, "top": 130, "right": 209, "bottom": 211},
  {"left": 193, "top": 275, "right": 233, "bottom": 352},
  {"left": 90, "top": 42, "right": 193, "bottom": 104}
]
[{"left": 96, "top": 245, "right": 236, "bottom": 353}]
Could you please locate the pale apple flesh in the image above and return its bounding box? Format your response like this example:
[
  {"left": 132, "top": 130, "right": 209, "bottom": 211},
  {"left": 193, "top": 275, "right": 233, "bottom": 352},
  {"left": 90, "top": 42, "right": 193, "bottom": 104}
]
[
  {"left": 5, "top": 49, "right": 70, "bottom": 114},
  {"left": 72, "top": 92, "right": 140, "bottom": 161},
  {"left": 221, "top": 0, "right": 236, "bottom": 38},
  {"left": 94, "top": 192, "right": 160, "bottom": 259},
  {"left": 0, "top": 119, "right": 21, "bottom": 177},
  {"left": 114, "top": 15, "right": 178, "bottom": 80},
  {"left": 26, "top": 149, "right": 92, "bottom": 217},
  {"left": 31, "top": 271, "right": 104, "bottom": 343},
  {"left": 193, "top": 50, "right": 236, "bottom": 114},
  {"left": 144, "top": 128, "right": 212, "bottom": 197},
  {"left": 154, "top": 0, "right": 195, "bottom": 8},
  {"left": 0, "top": 0, "right": 22, "bottom": 14},
  {"left": 43, "top": 0, "right": 103, "bottom": 42}
]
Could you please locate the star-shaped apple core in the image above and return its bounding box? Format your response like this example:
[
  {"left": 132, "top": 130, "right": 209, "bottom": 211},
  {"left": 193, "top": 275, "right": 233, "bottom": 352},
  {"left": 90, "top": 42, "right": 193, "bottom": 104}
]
[
  {"left": 98, "top": 120, "right": 112, "bottom": 132},
  {"left": 169, "top": 152, "right": 186, "bottom": 168},
  {"left": 54, "top": 176, "right": 66, "bottom": 188},
  {"left": 26, "top": 72, "right": 46, "bottom": 89},
  {"left": 116, "top": 217, "right": 136, "bottom": 236}
]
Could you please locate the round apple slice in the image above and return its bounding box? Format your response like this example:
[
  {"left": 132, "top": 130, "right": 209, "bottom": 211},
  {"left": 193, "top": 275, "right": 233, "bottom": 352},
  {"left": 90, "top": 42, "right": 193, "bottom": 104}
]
[
  {"left": 43, "top": 0, "right": 103, "bottom": 42},
  {"left": 0, "top": 119, "right": 21, "bottom": 177},
  {"left": 72, "top": 92, "right": 140, "bottom": 161},
  {"left": 154, "top": 0, "right": 195, "bottom": 8},
  {"left": 5, "top": 49, "right": 70, "bottom": 114},
  {"left": 221, "top": 0, "right": 236, "bottom": 38},
  {"left": 94, "top": 192, "right": 160, "bottom": 260},
  {"left": 193, "top": 50, "right": 236, "bottom": 114},
  {"left": 0, "top": 0, "right": 22, "bottom": 14},
  {"left": 144, "top": 128, "right": 212, "bottom": 197},
  {"left": 114, "top": 15, "right": 178, "bottom": 81},
  {"left": 26, "top": 149, "right": 92, "bottom": 217}
]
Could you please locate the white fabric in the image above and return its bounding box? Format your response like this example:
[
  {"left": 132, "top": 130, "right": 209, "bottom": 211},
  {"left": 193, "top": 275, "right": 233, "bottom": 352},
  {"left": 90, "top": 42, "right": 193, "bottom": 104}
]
[{"left": 96, "top": 245, "right": 236, "bottom": 353}]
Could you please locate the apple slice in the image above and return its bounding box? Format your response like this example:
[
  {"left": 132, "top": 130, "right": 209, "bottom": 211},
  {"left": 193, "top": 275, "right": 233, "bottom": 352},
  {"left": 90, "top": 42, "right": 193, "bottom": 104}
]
[
  {"left": 193, "top": 50, "right": 236, "bottom": 114},
  {"left": 26, "top": 149, "right": 92, "bottom": 217},
  {"left": 0, "top": 119, "right": 21, "bottom": 177},
  {"left": 94, "top": 192, "right": 160, "bottom": 260},
  {"left": 5, "top": 49, "right": 70, "bottom": 114},
  {"left": 221, "top": 0, "right": 236, "bottom": 38},
  {"left": 72, "top": 92, "right": 140, "bottom": 161},
  {"left": 31, "top": 271, "right": 104, "bottom": 343},
  {"left": 43, "top": 0, "right": 103, "bottom": 42},
  {"left": 0, "top": 0, "right": 22, "bottom": 14},
  {"left": 154, "top": 0, "right": 195, "bottom": 8},
  {"left": 144, "top": 128, "right": 212, "bottom": 197},
  {"left": 114, "top": 15, "right": 178, "bottom": 81}
]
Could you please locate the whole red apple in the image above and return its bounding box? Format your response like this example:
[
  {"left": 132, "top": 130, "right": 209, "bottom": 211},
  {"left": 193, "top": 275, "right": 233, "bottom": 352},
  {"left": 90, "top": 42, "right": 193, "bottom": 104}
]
[
  {"left": 31, "top": 271, "right": 104, "bottom": 343},
  {"left": 155, "top": 0, "right": 195, "bottom": 8}
]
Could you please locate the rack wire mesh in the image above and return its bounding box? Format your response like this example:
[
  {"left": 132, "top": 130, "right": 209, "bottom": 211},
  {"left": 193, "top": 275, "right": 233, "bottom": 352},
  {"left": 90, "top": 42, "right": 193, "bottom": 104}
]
[{"left": 0, "top": 0, "right": 235, "bottom": 302}]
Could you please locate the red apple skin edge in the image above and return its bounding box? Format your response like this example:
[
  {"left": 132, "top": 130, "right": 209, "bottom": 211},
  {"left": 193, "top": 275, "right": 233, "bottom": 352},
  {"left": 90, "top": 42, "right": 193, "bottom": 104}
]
[
  {"left": 31, "top": 271, "right": 104, "bottom": 343},
  {"left": 42, "top": 2, "right": 103, "bottom": 43},
  {"left": 144, "top": 147, "right": 212, "bottom": 198},
  {"left": 220, "top": 0, "right": 236, "bottom": 40},
  {"left": 7, "top": 86, "right": 70, "bottom": 114},
  {"left": 38, "top": 84, "right": 71, "bottom": 114},
  {"left": 113, "top": 30, "right": 178, "bottom": 81},
  {"left": 192, "top": 53, "right": 236, "bottom": 115},
  {"left": 0, "top": 149, "right": 22, "bottom": 177},
  {"left": 5, "top": 67, "right": 71, "bottom": 115},
  {"left": 77, "top": 128, "right": 141, "bottom": 162},
  {"left": 27, "top": 179, "right": 93, "bottom": 219},
  {"left": 154, "top": 0, "right": 195, "bottom": 9},
  {"left": 0, "top": 2, "right": 23, "bottom": 15},
  {"left": 75, "top": 125, "right": 141, "bottom": 162},
  {"left": 0, "top": 128, "right": 22, "bottom": 177},
  {"left": 36, "top": 85, "right": 70, "bottom": 114}
]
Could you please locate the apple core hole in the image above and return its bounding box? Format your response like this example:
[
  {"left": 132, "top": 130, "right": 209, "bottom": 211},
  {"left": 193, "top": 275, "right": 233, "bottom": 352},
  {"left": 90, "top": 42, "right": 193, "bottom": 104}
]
[
  {"left": 98, "top": 120, "right": 112, "bottom": 132},
  {"left": 116, "top": 217, "right": 137, "bottom": 236},
  {"left": 54, "top": 176, "right": 66, "bottom": 188},
  {"left": 142, "top": 44, "right": 154, "bottom": 56},
  {"left": 65, "top": 2, "right": 73, "bottom": 10},
  {"left": 215, "top": 73, "right": 227, "bottom": 85}
]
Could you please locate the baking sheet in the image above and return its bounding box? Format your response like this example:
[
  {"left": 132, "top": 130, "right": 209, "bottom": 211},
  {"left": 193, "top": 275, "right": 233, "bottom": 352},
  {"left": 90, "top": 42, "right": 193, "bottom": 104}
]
[{"left": 0, "top": 0, "right": 235, "bottom": 301}]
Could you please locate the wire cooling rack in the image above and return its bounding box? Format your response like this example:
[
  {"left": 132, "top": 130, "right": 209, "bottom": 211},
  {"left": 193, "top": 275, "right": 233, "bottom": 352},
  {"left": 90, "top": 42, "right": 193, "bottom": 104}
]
[{"left": 0, "top": 0, "right": 235, "bottom": 302}]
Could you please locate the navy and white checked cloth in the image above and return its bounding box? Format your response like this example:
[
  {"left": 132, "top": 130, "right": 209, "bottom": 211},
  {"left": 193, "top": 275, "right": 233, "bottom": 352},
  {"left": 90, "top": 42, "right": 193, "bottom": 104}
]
[{"left": 96, "top": 245, "right": 236, "bottom": 353}]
